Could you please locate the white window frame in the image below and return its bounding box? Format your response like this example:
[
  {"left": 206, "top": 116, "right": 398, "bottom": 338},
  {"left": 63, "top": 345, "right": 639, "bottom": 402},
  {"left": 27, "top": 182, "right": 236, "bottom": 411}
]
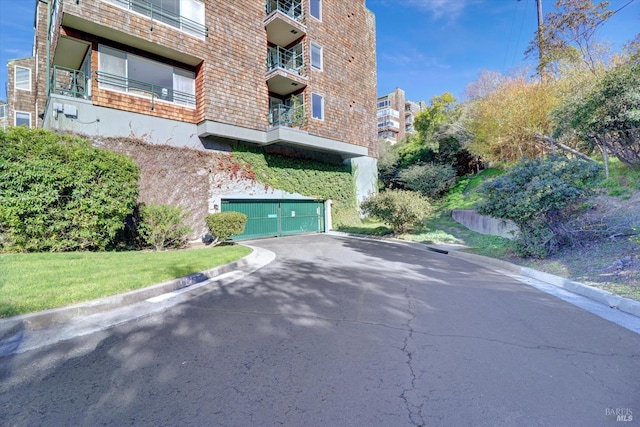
[
  {"left": 15, "top": 111, "right": 31, "bottom": 128},
  {"left": 310, "top": 0, "right": 321, "bottom": 21},
  {"left": 311, "top": 42, "right": 323, "bottom": 71},
  {"left": 311, "top": 92, "right": 324, "bottom": 120},
  {"left": 15, "top": 66, "right": 31, "bottom": 92}
]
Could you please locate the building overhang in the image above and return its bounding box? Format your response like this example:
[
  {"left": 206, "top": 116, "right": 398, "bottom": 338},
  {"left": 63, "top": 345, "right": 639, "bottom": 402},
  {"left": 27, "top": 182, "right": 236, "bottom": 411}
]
[
  {"left": 197, "top": 121, "right": 368, "bottom": 159},
  {"left": 61, "top": 13, "right": 202, "bottom": 66}
]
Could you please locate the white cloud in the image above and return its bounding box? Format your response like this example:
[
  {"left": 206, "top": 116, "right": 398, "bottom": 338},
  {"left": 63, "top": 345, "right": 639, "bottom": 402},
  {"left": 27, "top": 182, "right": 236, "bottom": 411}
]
[
  {"left": 381, "top": 47, "right": 450, "bottom": 70},
  {"left": 404, "top": 0, "right": 482, "bottom": 20}
]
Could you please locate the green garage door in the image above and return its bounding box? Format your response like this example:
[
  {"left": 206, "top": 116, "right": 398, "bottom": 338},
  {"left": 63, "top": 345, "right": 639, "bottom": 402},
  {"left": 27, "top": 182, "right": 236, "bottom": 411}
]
[{"left": 222, "top": 199, "right": 325, "bottom": 240}]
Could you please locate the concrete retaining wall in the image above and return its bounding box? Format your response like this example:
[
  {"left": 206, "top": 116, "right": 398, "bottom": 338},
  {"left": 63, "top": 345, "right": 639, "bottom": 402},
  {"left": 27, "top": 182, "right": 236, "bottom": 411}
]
[{"left": 451, "top": 209, "right": 519, "bottom": 240}]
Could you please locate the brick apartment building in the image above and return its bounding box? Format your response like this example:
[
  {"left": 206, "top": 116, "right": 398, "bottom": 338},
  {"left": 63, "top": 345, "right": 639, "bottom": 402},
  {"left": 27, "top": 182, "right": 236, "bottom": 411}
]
[
  {"left": 377, "top": 87, "right": 426, "bottom": 144},
  {"left": 4, "top": 0, "right": 378, "bottom": 235}
]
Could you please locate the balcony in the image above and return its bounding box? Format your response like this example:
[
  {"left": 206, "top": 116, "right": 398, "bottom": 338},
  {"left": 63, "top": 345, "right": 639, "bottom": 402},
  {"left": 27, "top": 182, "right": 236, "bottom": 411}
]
[
  {"left": 94, "top": 71, "right": 196, "bottom": 109},
  {"left": 269, "top": 103, "right": 305, "bottom": 129},
  {"left": 103, "top": 0, "right": 208, "bottom": 38},
  {"left": 265, "top": 0, "right": 305, "bottom": 46},
  {"left": 266, "top": 45, "right": 307, "bottom": 96},
  {"left": 378, "top": 120, "right": 400, "bottom": 132},
  {"left": 51, "top": 66, "right": 89, "bottom": 99}
]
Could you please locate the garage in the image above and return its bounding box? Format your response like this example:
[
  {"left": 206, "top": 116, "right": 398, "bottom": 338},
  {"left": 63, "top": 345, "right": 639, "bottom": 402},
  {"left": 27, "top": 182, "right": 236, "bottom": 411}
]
[{"left": 221, "top": 199, "right": 326, "bottom": 241}]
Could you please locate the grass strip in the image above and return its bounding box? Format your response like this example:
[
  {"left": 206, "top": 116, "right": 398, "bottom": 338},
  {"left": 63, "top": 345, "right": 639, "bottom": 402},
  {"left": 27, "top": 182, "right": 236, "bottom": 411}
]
[{"left": 0, "top": 245, "right": 252, "bottom": 318}]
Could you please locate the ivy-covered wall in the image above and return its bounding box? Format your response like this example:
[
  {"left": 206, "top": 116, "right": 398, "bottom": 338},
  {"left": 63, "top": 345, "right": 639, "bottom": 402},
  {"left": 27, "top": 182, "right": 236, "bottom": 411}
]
[{"left": 232, "top": 146, "right": 361, "bottom": 227}]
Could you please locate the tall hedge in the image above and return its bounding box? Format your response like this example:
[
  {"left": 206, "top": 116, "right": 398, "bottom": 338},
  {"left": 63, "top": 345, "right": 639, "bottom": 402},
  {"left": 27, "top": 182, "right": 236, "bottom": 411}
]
[{"left": 0, "top": 127, "right": 139, "bottom": 252}]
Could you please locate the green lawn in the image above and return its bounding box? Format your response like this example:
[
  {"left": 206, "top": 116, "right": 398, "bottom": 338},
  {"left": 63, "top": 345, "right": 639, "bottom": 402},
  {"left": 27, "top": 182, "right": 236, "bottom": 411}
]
[{"left": 0, "top": 245, "right": 252, "bottom": 318}]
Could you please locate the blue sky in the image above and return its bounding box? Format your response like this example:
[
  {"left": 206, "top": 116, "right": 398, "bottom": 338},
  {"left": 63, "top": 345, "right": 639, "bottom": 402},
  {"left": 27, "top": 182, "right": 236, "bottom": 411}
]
[
  {"left": 1, "top": 0, "right": 639, "bottom": 103},
  {"left": 368, "top": 0, "right": 640, "bottom": 103}
]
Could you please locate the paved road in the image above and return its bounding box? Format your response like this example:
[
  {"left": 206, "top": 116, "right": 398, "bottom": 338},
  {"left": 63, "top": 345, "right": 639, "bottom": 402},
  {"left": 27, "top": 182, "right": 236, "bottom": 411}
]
[{"left": 1, "top": 234, "right": 639, "bottom": 426}]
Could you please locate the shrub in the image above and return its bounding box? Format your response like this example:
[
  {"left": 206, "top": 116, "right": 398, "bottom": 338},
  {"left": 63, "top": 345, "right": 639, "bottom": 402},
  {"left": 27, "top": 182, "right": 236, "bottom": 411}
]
[
  {"left": 360, "top": 190, "right": 433, "bottom": 235},
  {"left": 0, "top": 127, "right": 139, "bottom": 252},
  {"left": 205, "top": 211, "right": 248, "bottom": 244},
  {"left": 477, "top": 156, "right": 602, "bottom": 257},
  {"left": 398, "top": 163, "right": 457, "bottom": 198},
  {"left": 138, "top": 203, "right": 192, "bottom": 251}
]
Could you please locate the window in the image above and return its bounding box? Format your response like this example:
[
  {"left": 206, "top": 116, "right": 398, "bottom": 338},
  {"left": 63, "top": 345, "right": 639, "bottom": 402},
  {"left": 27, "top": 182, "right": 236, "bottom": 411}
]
[
  {"left": 312, "top": 93, "right": 324, "bottom": 120},
  {"left": 15, "top": 111, "right": 31, "bottom": 127},
  {"left": 311, "top": 43, "right": 323, "bottom": 70},
  {"left": 15, "top": 66, "right": 31, "bottom": 91},
  {"left": 98, "top": 44, "right": 196, "bottom": 108},
  {"left": 105, "top": 0, "right": 206, "bottom": 38},
  {"left": 310, "top": 0, "right": 321, "bottom": 20},
  {"left": 377, "top": 99, "right": 390, "bottom": 109}
]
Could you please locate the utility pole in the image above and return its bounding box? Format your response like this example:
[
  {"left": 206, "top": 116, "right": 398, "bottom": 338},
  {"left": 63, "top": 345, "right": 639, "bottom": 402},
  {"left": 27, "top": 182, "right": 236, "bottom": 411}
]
[
  {"left": 520, "top": 0, "right": 546, "bottom": 79},
  {"left": 536, "top": 0, "right": 546, "bottom": 81}
]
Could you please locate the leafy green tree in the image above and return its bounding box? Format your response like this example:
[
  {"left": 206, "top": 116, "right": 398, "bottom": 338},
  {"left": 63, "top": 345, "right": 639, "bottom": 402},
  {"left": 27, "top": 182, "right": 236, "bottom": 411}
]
[
  {"left": 477, "top": 156, "right": 602, "bottom": 257},
  {"left": 553, "top": 61, "right": 640, "bottom": 168},
  {"left": 0, "top": 127, "right": 139, "bottom": 252},
  {"left": 414, "top": 92, "right": 458, "bottom": 136}
]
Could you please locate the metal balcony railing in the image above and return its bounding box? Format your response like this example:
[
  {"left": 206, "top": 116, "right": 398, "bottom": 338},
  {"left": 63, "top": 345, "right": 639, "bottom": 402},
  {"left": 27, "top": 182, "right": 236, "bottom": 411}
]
[
  {"left": 51, "top": 66, "right": 88, "bottom": 99},
  {"left": 94, "top": 71, "right": 196, "bottom": 109},
  {"left": 105, "top": 0, "right": 208, "bottom": 38},
  {"left": 265, "top": 0, "right": 304, "bottom": 22},
  {"left": 267, "top": 45, "right": 304, "bottom": 74},
  {"left": 269, "top": 103, "right": 305, "bottom": 128}
]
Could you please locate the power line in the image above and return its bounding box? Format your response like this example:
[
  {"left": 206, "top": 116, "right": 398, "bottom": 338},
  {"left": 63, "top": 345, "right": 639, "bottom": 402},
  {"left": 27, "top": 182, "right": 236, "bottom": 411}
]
[{"left": 512, "top": 0, "right": 530, "bottom": 68}]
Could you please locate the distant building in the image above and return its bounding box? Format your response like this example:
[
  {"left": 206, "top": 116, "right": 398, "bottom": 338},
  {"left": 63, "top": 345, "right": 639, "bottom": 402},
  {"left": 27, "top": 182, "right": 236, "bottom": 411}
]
[{"left": 376, "top": 87, "right": 426, "bottom": 144}]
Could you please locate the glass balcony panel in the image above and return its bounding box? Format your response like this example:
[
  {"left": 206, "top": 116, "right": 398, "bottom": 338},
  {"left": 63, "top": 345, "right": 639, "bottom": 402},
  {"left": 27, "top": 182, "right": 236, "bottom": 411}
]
[
  {"left": 103, "top": 0, "right": 208, "bottom": 38},
  {"left": 94, "top": 70, "right": 196, "bottom": 108},
  {"left": 265, "top": 0, "right": 303, "bottom": 22},
  {"left": 269, "top": 103, "right": 305, "bottom": 128},
  {"left": 267, "top": 45, "right": 304, "bottom": 74}
]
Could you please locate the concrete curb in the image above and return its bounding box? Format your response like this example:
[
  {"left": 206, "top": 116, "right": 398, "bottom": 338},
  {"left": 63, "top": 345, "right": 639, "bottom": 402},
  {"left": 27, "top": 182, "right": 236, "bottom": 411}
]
[
  {"left": 328, "top": 231, "right": 640, "bottom": 319},
  {"left": 0, "top": 245, "right": 271, "bottom": 339},
  {"left": 442, "top": 250, "right": 640, "bottom": 319}
]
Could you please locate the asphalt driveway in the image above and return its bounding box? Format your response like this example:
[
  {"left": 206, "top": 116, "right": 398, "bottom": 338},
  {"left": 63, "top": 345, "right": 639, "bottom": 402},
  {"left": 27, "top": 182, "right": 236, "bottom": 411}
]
[{"left": 1, "top": 234, "right": 639, "bottom": 426}]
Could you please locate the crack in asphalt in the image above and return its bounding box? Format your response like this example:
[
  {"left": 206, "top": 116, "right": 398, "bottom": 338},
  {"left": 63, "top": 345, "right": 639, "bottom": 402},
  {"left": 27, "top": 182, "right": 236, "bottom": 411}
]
[
  {"left": 191, "top": 307, "right": 640, "bottom": 359},
  {"left": 399, "top": 286, "right": 426, "bottom": 426}
]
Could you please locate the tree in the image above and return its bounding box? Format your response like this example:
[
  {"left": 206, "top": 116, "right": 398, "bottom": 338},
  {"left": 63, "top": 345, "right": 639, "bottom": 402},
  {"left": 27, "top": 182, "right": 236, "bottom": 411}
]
[
  {"left": 561, "top": 61, "right": 640, "bottom": 168},
  {"left": 397, "top": 92, "right": 474, "bottom": 174},
  {"left": 467, "top": 73, "right": 558, "bottom": 164},
  {"left": 414, "top": 92, "right": 457, "bottom": 136},
  {"left": 527, "top": 0, "right": 614, "bottom": 77}
]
